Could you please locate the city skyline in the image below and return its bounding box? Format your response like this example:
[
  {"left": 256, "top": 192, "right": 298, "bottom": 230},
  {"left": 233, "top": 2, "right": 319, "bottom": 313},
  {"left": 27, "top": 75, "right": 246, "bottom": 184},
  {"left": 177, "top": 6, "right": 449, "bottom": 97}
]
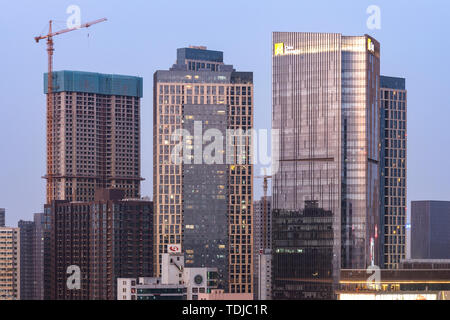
[
  {"left": 0, "top": 1, "right": 449, "bottom": 233},
  {"left": 0, "top": 0, "right": 448, "bottom": 304}
]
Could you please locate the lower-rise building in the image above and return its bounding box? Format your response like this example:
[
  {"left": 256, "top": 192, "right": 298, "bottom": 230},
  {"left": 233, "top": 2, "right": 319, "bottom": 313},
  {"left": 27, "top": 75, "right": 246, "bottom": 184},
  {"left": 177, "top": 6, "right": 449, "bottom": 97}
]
[
  {"left": 257, "top": 249, "right": 272, "bottom": 300},
  {"left": 0, "top": 227, "right": 20, "bottom": 300},
  {"left": 117, "top": 277, "right": 186, "bottom": 301},
  {"left": 118, "top": 252, "right": 219, "bottom": 300},
  {"left": 253, "top": 196, "right": 271, "bottom": 298},
  {"left": 411, "top": 201, "right": 450, "bottom": 259},
  {"left": 46, "top": 189, "right": 153, "bottom": 300},
  {"left": 18, "top": 220, "right": 35, "bottom": 300},
  {"left": 338, "top": 268, "right": 450, "bottom": 300},
  {"left": 272, "top": 201, "right": 334, "bottom": 300}
]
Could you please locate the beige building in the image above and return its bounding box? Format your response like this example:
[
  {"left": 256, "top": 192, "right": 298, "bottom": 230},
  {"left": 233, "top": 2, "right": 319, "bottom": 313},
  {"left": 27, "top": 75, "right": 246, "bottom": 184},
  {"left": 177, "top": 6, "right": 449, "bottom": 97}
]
[
  {"left": 153, "top": 46, "right": 254, "bottom": 294},
  {"left": 0, "top": 227, "right": 20, "bottom": 300}
]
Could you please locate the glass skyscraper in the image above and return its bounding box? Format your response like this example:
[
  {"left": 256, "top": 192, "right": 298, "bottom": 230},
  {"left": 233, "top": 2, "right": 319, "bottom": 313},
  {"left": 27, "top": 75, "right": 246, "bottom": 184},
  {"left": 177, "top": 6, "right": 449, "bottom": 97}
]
[
  {"left": 272, "top": 32, "right": 381, "bottom": 299},
  {"left": 153, "top": 46, "right": 254, "bottom": 293}
]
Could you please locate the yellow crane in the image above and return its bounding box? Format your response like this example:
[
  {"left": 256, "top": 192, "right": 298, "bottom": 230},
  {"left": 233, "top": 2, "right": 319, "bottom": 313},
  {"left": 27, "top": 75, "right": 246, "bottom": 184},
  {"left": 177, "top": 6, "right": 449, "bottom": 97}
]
[{"left": 34, "top": 18, "right": 107, "bottom": 203}]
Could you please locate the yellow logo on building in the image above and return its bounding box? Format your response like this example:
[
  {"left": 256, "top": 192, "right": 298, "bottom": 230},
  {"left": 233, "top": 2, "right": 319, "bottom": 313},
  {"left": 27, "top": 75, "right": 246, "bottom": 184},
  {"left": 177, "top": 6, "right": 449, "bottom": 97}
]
[
  {"left": 368, "top": 38, "right": 375, "bottom": 53},
  {"left": 274, "top": 43, "right": 284, "bottom": 56}
]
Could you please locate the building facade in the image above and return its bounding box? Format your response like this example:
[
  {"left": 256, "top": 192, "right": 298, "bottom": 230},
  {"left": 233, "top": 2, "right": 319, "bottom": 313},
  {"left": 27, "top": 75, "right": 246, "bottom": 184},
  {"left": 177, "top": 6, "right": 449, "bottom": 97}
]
[
  {"left": 18, "top": 220, "right": 35, "bottom": 300},
  {"left": 153, "top": 46, "right": 254, "bottom": 294},
  {"left": 411, "top": 201, "right": 450, "bottom": 259},
  {"left": 118, "top": 252, "right": 219, "bottom": 301},
  {"left": 339, "top": 268, "right": 450, "bottom": 300},
  {"left": 272, "top": 201, "right": 334, "bottom": 299},
  {"left": 46, "top": 189, "right": 153, "bottom": 300},
  {"left": 44, "top": 71, "right": 143, "bottom": 203},
  {"left": 272, "top": 33, "right": 381, "bottom": 298},
  {"left": 198, "top": 289, "right": 253, "bottom": 300},
  {"left": 0, "top": 227, "right": 20, "bottom": 300},
  {"left": 380, "top": 76, "right": 407, "bottom": 269}
]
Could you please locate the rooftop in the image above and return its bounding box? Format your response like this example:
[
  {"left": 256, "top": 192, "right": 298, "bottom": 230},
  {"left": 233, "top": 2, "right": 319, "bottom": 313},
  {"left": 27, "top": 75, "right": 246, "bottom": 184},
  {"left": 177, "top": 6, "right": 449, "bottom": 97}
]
[{"left": 44, "top": 70, "right": 143, "bottom": 98}]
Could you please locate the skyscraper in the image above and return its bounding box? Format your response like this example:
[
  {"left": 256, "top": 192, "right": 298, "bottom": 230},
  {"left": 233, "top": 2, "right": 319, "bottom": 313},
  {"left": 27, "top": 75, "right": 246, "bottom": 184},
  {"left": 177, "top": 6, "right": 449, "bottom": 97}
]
[
  {"left": 0, "top": 208, "right": 5, "bottom": 227},
  {"left": 153, "top": 46, "right": 254, "bottom": 293},
  {"left": 411, "top": 201, "right": 450, "bottom": 259},
  {"left": 43, "top": 71, "right": 143, "bottom": 203},
  {"left": 272, "top": 32, "right": 381, "bottom": 298},
  {"left": 18, "top": 220, "right": 35, "bottom": 300},
  {"left": 46, "top": 189, "right": 153, "bottom": 300},
  {"left": 0, "top": 227, "right": 20, "bottom": 300},
  {"left": 380, "top": 76, "right": 407, "bottom": 269}
]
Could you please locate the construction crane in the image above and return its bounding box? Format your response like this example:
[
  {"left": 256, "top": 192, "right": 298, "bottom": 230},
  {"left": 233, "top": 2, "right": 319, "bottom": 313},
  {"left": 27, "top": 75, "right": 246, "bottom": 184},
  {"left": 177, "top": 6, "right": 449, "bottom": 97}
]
[
  {"left": 34, "top": 18, "right": 107, "bottom": 203},
  {"left": 255, "top": 170, "right": 272, "bottom": 250}
]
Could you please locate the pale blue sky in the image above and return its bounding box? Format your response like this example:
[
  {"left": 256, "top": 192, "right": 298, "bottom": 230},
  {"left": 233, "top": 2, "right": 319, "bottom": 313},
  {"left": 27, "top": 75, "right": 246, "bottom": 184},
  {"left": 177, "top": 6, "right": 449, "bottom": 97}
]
[{"left": 0, "top": 0, "right": 449, "bottom": 226}]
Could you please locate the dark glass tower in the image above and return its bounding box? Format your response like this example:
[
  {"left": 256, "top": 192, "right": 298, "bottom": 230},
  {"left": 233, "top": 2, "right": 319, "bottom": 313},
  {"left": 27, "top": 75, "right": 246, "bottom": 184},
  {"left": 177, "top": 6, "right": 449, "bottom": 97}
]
[
  {"left": 411, "top": 201, "right": 450, "bottom": 259},
  {"left": 18, "top": 220, "right": 35, "bottom": 300},
  {"left": 182, "top": 104, "right": 229, "bottom": 289},
  {"left": 272, "top": 32, "right": 381, "bottom": 299}
]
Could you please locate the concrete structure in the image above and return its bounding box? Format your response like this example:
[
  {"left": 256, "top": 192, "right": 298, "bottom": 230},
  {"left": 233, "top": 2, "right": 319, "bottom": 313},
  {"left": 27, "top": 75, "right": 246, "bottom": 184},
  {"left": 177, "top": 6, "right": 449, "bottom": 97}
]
[
  {"left": 380, "top": 76, "right": 407, "bottom": 269},
  {"left": 117, "top": 277, "right": 186, "bottom": 301},
  {"left": 411, "top": 201, "right": 450, "bottom": 259},
  {"left": 46, "top": 189, "right": 153, "bottom": 300},
  {"left": 198, "top": 289, "right": 253, "bottom": 300},
  {"left": 153, "top": 46, "right": 254, "bottom": 294},
  {"left": 43, "top": 71, "right": 143, "bottom": 203},
  {"left": 18, "top": 220, "right": 35, "bottom": 300},
  {"left": 272, "top": 32, "right": 381, "bottom": 299},
  {"left": 161, "top": 252, "right": 184, "bottom": 285},
  {"left": 0, "top": 209, "right": 5, "bottom": 227},
  {"left": 118, "top": 252, "right": 219, "bottom": 300},
  {"left": 0, "top": 227, "right": 20, "bottom": 300},
  {"left": 183, "top": 267, "right": 219, "bottom": 300}
]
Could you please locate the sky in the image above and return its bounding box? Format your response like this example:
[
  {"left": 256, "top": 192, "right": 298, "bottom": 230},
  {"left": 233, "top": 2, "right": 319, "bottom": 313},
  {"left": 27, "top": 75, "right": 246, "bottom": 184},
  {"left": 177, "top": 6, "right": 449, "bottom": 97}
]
[{"left": 0, "top": 0, "right": 449, "bottom": 228}]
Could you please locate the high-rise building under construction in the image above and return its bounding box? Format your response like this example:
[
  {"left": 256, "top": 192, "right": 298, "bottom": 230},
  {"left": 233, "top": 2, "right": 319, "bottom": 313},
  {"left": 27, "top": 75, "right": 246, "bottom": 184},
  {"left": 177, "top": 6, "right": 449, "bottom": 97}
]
[{"left": 44, "top": 71, "right": 143, "bottom": 202}]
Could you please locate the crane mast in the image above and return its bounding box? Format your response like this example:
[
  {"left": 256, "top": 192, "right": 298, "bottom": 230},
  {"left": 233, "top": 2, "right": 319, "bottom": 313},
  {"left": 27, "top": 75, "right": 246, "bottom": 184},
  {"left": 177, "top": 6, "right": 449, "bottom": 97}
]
[{"left": 35, "top": 18, "right": 107, "bottom": 203}]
